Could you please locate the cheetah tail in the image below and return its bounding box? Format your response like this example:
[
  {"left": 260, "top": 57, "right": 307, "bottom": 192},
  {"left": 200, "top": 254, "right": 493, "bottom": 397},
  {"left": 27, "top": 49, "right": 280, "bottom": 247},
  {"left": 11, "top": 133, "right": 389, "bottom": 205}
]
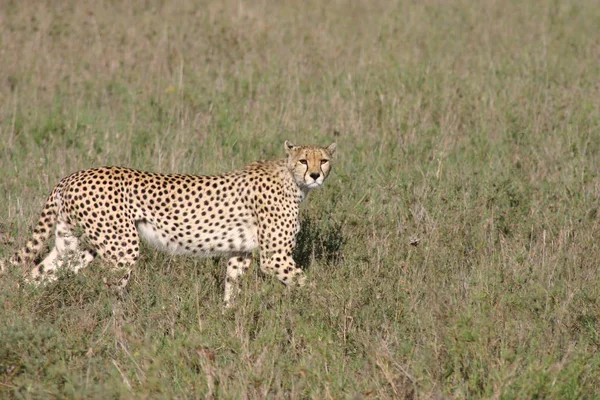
[{"left": 11, "top": 188, "right": 60, "bottom": 270}]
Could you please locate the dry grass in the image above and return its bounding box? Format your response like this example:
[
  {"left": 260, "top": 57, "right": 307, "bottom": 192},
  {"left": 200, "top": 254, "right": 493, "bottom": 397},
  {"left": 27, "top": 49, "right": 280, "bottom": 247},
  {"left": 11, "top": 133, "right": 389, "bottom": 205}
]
[{"left": 1, "top": 0, "right": 600, "bottom": 398}]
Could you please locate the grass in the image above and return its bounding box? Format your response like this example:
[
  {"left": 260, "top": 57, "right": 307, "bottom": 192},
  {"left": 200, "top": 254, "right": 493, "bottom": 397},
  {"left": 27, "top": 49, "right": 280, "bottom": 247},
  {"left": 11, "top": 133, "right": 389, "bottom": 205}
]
[{"left": 1, "top": 0, "right": 599, "bottom": 398}]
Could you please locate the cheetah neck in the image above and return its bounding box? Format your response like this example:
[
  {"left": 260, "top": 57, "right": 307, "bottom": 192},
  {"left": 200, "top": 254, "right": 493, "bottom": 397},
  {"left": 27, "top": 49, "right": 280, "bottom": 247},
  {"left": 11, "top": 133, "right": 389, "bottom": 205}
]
[
  {"left": 251, "top": 159, "right": 311, "bottom": 203},
  {"left": 270, "top": 159, "right": 310, "bottom": 202}
]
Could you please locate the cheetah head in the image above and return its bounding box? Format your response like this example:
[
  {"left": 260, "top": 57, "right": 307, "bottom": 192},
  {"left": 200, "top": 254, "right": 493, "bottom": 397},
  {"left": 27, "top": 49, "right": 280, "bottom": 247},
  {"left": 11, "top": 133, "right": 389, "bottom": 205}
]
[{"left": 285, "top": 141, "right": 337, "bottom": 190}]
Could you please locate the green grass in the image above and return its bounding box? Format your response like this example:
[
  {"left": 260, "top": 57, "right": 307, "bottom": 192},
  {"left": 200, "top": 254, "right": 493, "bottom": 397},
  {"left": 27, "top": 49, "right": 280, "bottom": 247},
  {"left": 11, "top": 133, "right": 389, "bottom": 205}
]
[{"left": 1, "top": 0, "right": 600, "bottom": 398}]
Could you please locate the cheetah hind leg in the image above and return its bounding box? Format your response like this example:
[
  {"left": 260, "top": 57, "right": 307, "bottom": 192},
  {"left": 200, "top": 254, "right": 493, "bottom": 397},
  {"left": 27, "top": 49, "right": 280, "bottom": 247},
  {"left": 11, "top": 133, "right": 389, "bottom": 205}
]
[
  {"left": 103, "top": 264, "right": 133, "bottom": 297},
  {"left": 96, "top": 254, "right": 137, "bottom": 297},
  {"left": 259, "top": 252, "right": 306, "bottom": 287},
  {"left": 28, "top": 220, "right": 96, "bottom": 284},
  {"left": 224, "top": 253, "right": 252, "bottom": 308},
  {"left": 91, "top": 221, "right": 140, "bottom": 296}
]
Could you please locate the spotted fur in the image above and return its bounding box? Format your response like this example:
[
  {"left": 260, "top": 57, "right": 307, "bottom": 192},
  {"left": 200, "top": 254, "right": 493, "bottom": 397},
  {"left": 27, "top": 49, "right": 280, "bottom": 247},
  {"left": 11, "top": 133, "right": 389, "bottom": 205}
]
[{"left": 5, "top": 141, "right": 336, "bottom": 306}]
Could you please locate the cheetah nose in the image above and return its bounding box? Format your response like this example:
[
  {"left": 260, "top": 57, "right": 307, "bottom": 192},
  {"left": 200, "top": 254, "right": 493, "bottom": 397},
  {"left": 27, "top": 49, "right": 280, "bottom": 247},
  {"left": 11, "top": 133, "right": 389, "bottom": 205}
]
[{"left": 309, "top": 173, "right": 320, "bottom": 180}]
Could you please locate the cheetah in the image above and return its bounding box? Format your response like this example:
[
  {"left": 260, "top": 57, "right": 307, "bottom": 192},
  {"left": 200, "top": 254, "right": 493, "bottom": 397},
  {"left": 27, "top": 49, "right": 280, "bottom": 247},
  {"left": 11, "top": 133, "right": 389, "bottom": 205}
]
[{"left": 4, "top": 141, "right": 336, "bottom": 306}]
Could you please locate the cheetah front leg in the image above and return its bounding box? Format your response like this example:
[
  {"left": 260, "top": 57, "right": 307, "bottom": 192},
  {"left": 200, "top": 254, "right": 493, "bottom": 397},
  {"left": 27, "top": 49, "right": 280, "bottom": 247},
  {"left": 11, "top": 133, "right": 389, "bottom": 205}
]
[
  {"left": 256, "top": 212, "right": 306, "bottom": 288},
  {"left": 224, "top": 252, "right": 252, "bottom": 308}
]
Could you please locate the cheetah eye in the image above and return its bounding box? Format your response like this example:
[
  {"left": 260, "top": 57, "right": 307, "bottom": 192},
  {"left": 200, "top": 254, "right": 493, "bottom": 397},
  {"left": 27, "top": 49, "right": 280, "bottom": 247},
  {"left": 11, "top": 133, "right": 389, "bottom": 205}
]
[
  {"left": 298, "top": 159, "right": 308, "bottom": 165},
  {"left": 321, "top": 160, "right": 329, "bottom": 165}
]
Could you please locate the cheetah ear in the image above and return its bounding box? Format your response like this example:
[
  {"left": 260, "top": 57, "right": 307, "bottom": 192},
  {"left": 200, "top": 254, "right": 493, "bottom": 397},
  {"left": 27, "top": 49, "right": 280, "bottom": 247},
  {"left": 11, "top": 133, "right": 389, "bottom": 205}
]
[
  {"left": 284, "top": 141, "right": 297, "bottom": 154},
  {"left": 327, "top": 142, "right": 337, "bottom": 155}
]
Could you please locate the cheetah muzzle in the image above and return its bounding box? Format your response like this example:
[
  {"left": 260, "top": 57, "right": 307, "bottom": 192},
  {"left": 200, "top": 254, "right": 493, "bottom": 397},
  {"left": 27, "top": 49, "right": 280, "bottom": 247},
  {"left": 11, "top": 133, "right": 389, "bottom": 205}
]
[{"left": 4, "top": 141, "right": 337, "bottom": 307}]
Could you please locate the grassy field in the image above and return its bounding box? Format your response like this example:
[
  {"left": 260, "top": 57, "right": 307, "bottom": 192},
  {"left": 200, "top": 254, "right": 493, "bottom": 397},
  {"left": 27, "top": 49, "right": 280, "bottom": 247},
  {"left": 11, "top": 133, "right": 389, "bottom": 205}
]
[{"left": 1, "top": 0, "right": 599, "bottom": 398}]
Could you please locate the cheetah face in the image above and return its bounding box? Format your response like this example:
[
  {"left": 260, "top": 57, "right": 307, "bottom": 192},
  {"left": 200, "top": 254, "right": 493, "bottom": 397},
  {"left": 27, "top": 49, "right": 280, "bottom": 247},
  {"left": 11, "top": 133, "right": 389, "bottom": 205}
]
[{"left": 285, "top": 141, "right": 337, "bottom": 189}]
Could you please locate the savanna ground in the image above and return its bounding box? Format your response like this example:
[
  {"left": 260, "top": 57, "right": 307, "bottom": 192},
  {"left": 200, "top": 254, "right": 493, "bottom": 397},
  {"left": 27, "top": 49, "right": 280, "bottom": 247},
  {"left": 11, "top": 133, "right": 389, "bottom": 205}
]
[{"left": 1, "top": 0, "right": 599, "bottom": 398}]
